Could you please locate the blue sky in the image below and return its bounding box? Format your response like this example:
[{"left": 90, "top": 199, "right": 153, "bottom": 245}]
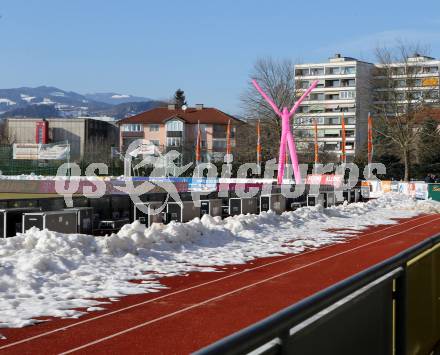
[{"left": 1, "top": 0, "right": 440, "bottom": 114}]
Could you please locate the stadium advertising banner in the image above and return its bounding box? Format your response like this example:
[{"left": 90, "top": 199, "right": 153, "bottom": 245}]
[
  {"left": 12, "top": 143, "right": 39, "bottom": 160},
  {"left": 188, "top": 178, "right": 217, "bottom": 192},
  {"left": 381, "top": 181, "right": 392, "bottom": 193},
  {"left": 305, "top": 174, "right": 344, "bottom": 188},
  {"left": 398, "top": 182, "right": 410, "bottom": 195},
  {"left": 428, "top": 184, "right": 440, "bottom": 202},
  {"left": 38, "top": 144, "right": 70, "bottom": 160},
  {"left": 391, "top": 181, "right": 399, "bottom": 192},
  {"left": 13, "top": 143, "right": 70, "bottom": 160},
  {"left": 415, "top": 182, "right": 429, "bottom": 200}
]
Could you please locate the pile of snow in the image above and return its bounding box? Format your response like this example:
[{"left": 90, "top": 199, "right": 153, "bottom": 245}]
[
  {"left": 20, "top": 94, "right": 35, "bottom": 103},
  {"left": 36, "top": 98, "right": 55, "bottom": 105},
  {"left": 0, "top": 193, "right": 439, "bottom": 329},
  {"left": 0, "top": 98, "right": 16, "bottom": 106}
]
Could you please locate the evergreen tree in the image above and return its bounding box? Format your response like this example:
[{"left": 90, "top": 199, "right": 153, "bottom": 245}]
[
  {"left": 418, "top": 118, "right": 440, "bottom": 166},
  {"left": 174, "top": 89, "right": 187, "bottom": 109}
]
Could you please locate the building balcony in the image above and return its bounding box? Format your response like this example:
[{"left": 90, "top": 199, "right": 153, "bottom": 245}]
[
  {"left": 294, "top": 73, "right": 356, "bottom": 80},
  {"left": 373, "top": 98, "right": 438, "bottom": 105},
  {"left": 212, "top": 131, "right": 227, "bottom": 139},
  {"left": 375, "top": 86, "right": 439, "bottom": 92},
  {"left": 121, "top": 131, "right": 144, "bottom": 137},
  {"left": 297, "top": 86, "right": 356, "bottom": 92},
  {"left": 374, "top": 72, "right": 439, "bottom": 79},
  {"left": 298, "top": 124, "right": 356, "bottom": 129},
  {"left": 166, "top": 131, "right": 183, "bottom": 137},
  {"left": 301, "top": 99, "right": 356, "bottom": 105},
  {"left": 296, "top": 137, "right": 356, "bottom": 142},
  {"left": 295, "top": 111, "right": 356, "bottom": 117}
]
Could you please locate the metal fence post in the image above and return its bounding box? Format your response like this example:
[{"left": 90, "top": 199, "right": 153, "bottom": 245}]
[{"left": 395, "top": 265, "right": 407, "bottom": 355}]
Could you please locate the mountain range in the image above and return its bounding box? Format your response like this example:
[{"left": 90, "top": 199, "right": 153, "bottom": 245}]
[{"left": 0, "top": 86, "right": 164, "bottom": 119}]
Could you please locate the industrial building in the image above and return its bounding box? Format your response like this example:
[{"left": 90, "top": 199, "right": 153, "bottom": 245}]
[{"left": 6, "top": 117, "right": 119, "bottom": 162}]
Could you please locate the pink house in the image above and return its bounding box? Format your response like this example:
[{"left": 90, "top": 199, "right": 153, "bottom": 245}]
[{"left": 118, "top": 104, "right": 241, "bottom": 163}]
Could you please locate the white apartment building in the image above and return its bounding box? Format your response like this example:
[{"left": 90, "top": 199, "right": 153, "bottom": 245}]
[
  {"left": 374, "top": 54, "right": 440, "bottom": 115},
  {"left": 294, "top": 54, "right": 440, "bottom": 161},
  {"left": 294, "top": 54, "right": 374, "bottom": 161}
]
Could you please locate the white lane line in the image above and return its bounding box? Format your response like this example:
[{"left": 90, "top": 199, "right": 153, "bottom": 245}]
[
  {"left": 59, "top": 216, "right": 440, "bottom": 355},
  {"left": 0, "top": 214, "right": 431, "bottom": 351}
]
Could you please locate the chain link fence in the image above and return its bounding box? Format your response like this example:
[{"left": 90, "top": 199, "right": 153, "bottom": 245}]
[
  {"left": 0, "top": 145, "right": 126, "bottom": 176},
  {"left": 0, "top": 145, "right": 62, "bottom": 175}
]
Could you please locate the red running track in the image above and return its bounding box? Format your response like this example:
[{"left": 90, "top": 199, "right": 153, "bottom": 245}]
[{"left": 1, "top": 213, "right": 440, "bottom": 354}]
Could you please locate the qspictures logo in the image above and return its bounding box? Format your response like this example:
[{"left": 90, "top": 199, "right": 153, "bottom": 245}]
[{"left": 54, "top": 139, "right": 386, "bottom": 215}]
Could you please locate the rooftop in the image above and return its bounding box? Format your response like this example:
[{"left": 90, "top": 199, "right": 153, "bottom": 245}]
[{"left": 117, "top": 106, "right": 240, "bottom": 125}]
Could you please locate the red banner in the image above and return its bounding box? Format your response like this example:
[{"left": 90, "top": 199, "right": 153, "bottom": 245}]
[{"left": 306, "top": 174, "right": 344, "bottom": 187}]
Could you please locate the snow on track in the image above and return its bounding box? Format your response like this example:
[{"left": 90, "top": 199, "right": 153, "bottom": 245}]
[{"left": 0, "top": 193, "right": 439, "bottom": 329}]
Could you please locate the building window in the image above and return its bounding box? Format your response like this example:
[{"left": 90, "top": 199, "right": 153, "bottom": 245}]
[
  {"left": 430, "top": 90, "right": 439, "bottom": 99},
  {"left": 328, "top": 67, "right": 341, "bottom": 75},
  {"left": 149, "top": 124, "right": 160, "bottom": 132},
  {"left": 295, "top": 129, "right": 311, "bottom": 138},
  {"left": 328, "top": 117, "right": 340, "bottom": 125},
  {"left": 340, "top": 79, "right": 355, "bottom": 87},
  {"left": 166, "top": 120, "right": 183, "bottom": 131},
  {"left": 122, "top": 124, "right": 142, "bottom": 132},
  {"left": 310, "top": 106, "right": 325, "bottom": 113},
  {"left": 339, "top": 91, "right": 356, "bottom": 99},
  {"left": 410, "top": 91, "right": 423, "bottom": 100},
  {"left": 394, "top": 67, "right": 405, "bottom": 75},
  {"left": 324, "top": 129, "right": 340, "bottom": 138},
  {"left": 326, "top": 94, "right": 339, "bottom": 100},
  {"left": 346, "top": 130, "right": 355, "bottom": 138},
  {"left": 425, "top": 66, "right": 438, "bottom": 74},
  {"left": 324, "top": 143, "right": 338, "bottom": 151},
  {"left": 326, "top": 80, "right": 340, "bottom": 87},
  {"left": 166, "top": 137, "right": 181, "bottom": 147},
  {"left": 310, "top": 67, "right": 324, "bottom": 76},
  {"left": 346, "top": 142, "right": 355, "bottom": 150},
  {"left": 342, "top": 67, "right": 356, "bottom": 74},
  {"left": 344, "top": 116, "right": 356, "bottom": 124},
  {"left": 296, "top": 68, "right": 310, "bottom": 76},
  {"left": 150, "top": 140, "right": 159, "bottom": 146},
  {"left": 310, "top": 93, "right": 324, "bottom": 101},
  {"left": 212, "top": 139, "right": 227, "bottom": 149},
  {"left": 395, "top": 79, "right": 406, "bottom": 87}
]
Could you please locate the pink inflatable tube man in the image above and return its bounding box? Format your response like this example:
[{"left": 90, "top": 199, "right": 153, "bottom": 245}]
[{"left": 252, "top": 79, "right": 318, "bottom": 184}]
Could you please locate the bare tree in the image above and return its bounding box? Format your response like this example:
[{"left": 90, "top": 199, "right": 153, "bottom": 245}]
[
  {"left": 241, "top": 58, "right": 301, "bottom": 149},
  {"left": 373, "top": 41, "right": 440, "bottom": 181}
]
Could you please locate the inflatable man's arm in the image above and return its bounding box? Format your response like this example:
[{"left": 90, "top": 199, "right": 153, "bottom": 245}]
[
  {"left": 289, "top": 80, "right": 319, "bottom": 116},
  {"left": 252, "top": 79, "right": 282, "bottom": 117}
]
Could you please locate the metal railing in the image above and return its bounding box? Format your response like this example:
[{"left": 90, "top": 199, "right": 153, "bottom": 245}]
[{"left": 195, "top": 233, "right": 440, "bottom": 355}]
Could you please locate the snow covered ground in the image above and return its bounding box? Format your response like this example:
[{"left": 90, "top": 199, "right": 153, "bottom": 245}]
[{"left": 0, "top": 193, "right": 439, "bottom": 330}]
